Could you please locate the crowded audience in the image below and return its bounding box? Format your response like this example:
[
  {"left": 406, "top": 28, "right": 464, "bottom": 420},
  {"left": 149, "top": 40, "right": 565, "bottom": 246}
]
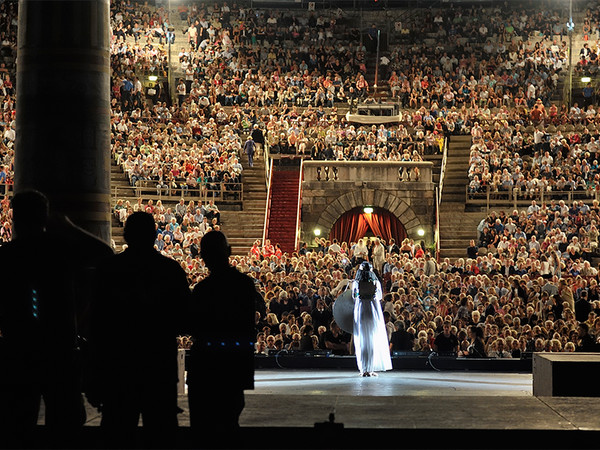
[
  {"left": 241, "top": 234, "right": 600, "bottom": 359},
  {"left": 2, "top": 0, "right": 600, "bottom": 362}
]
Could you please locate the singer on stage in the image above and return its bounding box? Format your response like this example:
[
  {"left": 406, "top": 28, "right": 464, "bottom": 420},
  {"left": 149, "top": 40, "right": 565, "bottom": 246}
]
[{"left": 352, "top": 262, "right": 393, "bottom": 377}]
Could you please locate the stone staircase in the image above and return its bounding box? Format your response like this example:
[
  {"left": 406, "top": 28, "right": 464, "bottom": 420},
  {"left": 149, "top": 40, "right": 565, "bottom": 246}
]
[
  {"left": 108, "top": 151, "right": 267, "bottom": 256},
  {"left": 440, "top": 135, "right": 470, "bottom": 203},
  {"left": 437, "top": 134, "right": 480, "bottom": 260},
  {"left": 223, "top": 153, "right": 268, "bottom": 256},
  {"left": 166, "top": 5, "right": 193, "bottom": 81},
  {"left": 265, "top": 166, "right": 301, "bottom": 254}
]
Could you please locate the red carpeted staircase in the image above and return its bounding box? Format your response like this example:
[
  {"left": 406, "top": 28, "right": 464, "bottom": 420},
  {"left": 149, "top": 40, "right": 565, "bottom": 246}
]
[{"left": 265, "top": 167, "right": 302, "bottom": 254}]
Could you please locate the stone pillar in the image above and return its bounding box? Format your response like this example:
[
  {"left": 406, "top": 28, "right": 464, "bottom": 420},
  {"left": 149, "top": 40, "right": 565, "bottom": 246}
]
[{"left": 15, "top": 0, "right": 111, "bottom": 243}]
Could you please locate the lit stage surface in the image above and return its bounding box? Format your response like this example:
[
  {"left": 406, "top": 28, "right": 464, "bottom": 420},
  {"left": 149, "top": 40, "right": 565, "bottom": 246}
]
[
  {"left": 36, "top": 369, "right": 600, "bottom": 449},
  {"left": 249, "top": 368, "right": 532, "bottom": 398}
]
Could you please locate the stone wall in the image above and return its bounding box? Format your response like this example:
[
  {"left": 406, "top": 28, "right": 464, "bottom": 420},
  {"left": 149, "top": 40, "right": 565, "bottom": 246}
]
[{"left": 301, "top": 161, "right": 437, "bottom": 246}]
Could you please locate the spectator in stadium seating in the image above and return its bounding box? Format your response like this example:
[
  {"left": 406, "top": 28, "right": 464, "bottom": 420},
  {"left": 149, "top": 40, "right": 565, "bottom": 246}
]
[
  {"left": 433, "top": 321, "right": 459, "bottom": 355},
  {"left": 459, "top": 325, "right": 487, "bottom": 358},
  {"left": 389, "top": 320, "right": 414, "bottom": 353},
  {"left": 576, "top": 290, "right": 593, "bottom": 324},
  {"left": 323, "top": 320, "right": 351, "bottom": 355},
  {"left": 576, "top": 322, "right": 598, "bottom": 352}
]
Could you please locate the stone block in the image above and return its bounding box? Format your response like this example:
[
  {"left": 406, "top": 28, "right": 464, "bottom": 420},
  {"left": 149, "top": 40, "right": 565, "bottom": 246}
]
[{"left": 533, "top": 353, "right": 600, "bottom": 397}]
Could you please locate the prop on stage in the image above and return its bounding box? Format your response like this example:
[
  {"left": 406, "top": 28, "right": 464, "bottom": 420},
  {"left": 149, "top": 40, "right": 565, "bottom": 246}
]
[{"left": 332, "top": 288, "right": 354, "bottom": 334}]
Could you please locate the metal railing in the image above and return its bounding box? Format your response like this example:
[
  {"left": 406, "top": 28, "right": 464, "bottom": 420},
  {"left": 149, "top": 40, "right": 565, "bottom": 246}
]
[
  {"left": 262, "top": 158, "right": 274, "bottom": 247},
  {"left": 435, "top": 138, "right": 448, "bottom": 262},
  {"left": 263, "top": 142, "right": 271, "bottom": 190},
  {"left": 466, "top": 185, "right": 600, "bottom": 212},
  {"left": 0, "top": 183, "right": 12, "bottom": 198},
  {"left": 294, "top": 159, "right": 304, "bottom": 252},
  {"left": 112, "top": 181, "right": 243, "bottom": 204}
]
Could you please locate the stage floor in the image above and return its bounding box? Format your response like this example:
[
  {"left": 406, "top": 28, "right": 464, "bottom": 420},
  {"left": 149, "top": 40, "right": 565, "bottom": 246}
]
[
  {"left": 90, "top": 370, "right": 599, "bottom": 434},
  {"left": 35, "top": 369, "right": 600, "bottom": 448}
]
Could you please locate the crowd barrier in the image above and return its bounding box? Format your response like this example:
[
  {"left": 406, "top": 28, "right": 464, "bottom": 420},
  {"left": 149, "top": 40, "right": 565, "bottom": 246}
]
[
  {"left": 112, "top": 181, "right": 243, "bottom": 204},
  {"left": 252, "top": 351, "right": 533, "bottom": 372},
  {"left": 467, "top": 185, "right": 600, "bottom": 211}
]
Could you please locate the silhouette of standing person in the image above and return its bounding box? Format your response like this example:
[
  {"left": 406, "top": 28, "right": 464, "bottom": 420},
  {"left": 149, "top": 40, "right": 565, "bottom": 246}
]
[
  {"left": 0, "top": 190, "right": 96, "bottom": 448},
  {"left": 45, "top": 211, "right": 115, "bottom": 405},
  {"left": 45, "top": 213, "right": 114, "bottom": 342},
  {"left": 187, "top": 230, "right": 261, "bottom": 443},
  {"left": 88, "top": 211, "right": 191, "bottom": 449}
]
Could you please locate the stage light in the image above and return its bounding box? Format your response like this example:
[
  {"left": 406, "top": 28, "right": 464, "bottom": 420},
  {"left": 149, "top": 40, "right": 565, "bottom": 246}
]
[
  {"left": 417, "top": 228, "right": 425, "bottom": 237},
  {"left": 364, "top": 206, "right": 374, "bottom": 214},
  {"left": 314, "top": 228, "right": 321, "bottom": 236},
  {"left": 149, "top": 75, "right": 158, "bottom": 82},
  {"left": 582, "top": 77, "right": 591, "bottom": 83}
]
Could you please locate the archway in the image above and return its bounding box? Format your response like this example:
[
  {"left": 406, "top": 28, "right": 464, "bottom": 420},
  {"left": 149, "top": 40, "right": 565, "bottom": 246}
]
[{"left": 329, "top": 206, "right": 407, "bottom": 246}]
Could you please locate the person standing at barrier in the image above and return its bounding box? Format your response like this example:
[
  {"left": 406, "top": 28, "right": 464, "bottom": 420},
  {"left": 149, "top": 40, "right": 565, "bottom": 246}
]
[
  {"left": 187, "top": 230, "right": 261, "bottom": 442},
  {"left": 88, "top": 211, "right": 190, "bottom": 449},
  {"left": 352, "top": 262, "right": 393, "bottom": 377},
  {"left": 433, "top": 320, "right": 460, "bottom": 355}
]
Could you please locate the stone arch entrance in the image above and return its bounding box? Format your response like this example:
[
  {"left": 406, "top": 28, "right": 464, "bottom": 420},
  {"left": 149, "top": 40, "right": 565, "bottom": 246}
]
[
  {"left": 329, "top": 206, "right": 408, "bottom": 245},
  {"left": 315, "top": 190, "right": 423, "bottom": 239}
]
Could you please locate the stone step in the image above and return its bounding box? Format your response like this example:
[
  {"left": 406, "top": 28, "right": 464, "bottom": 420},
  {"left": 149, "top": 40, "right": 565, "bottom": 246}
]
[
  {"left": 438, "top": 250, "right": 470, "bottom": 260},
  {"left": 445, "top": 162, "right": 469, "bottom": 169},
  {"left": 440, "top": 194, "right": 466, "bottom": 202},
  {"left": 440, "top": 239, "right": 473, "bottom": 249},
  {"left": 441, "top": 191, "right": 467, "bottom": 199},
  {"left": 439, "top": 222, "right": 481, "bottom": 229},
  {"left": 444, "top": 176, "right": 468, "bottom": 183},
  {"left": 222, "top": 221, "right": 264, "bottom": 229},
  {"left": 439, "top": 226, "right": 478, "bottom": 234}
]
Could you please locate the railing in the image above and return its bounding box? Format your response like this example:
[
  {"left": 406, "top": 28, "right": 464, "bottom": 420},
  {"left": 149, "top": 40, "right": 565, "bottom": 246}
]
[
  {"left": 262, "top": 158, "right": 274, "bottom": 247},
  {"left": 302, "top": 160, "right": 434, "bottom": 184},
  {"left": 112, "top": 181, "right": 243, "bottom": 204},
  {"left": 294, "top": 159, "right": 304, "bottom": 252},
  {"left": 434, "top": 138, "right": 448, "bottom": 262},
  {"left": 263, "top": 142, "right": 271, "bottom": 190},
  {"left": 0, "top": 183, "right": 13, "bottom": 198},
  {"left": 466, "top": 185, "right": 600, "bottom": 212}
]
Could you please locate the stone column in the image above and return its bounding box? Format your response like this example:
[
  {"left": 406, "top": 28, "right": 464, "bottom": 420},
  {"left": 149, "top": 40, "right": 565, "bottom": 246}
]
[{"left": 15, "top": 0, "right": 111, "bottom": 243}]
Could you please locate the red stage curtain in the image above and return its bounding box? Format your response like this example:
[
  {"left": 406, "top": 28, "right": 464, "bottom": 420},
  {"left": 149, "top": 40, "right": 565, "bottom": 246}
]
[
  {"left": 329, "top": 208, "right": 369, "bottom": 244},
  {"left": 329, "top": 207, "right": 407, "bottom": 245}
]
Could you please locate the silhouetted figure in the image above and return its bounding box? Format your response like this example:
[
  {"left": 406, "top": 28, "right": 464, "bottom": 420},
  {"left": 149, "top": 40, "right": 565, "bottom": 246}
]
[
  {"left": 187, "top": 231, "right": 261, "bottom": 443},
  {"left": 0, "top": 191, "right": 93, "bottom": 448},
  {"left": 46, "top": 213, "right": 114, "bottom": 341},
  {"left": 88, "top": 211, "right": 190, "bottom": 448}
]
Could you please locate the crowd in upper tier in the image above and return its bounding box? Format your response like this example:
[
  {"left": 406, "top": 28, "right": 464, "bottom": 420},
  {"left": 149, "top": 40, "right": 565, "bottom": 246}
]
[{"left": 2, "top": 1, "right": 600, "bottom": 359}]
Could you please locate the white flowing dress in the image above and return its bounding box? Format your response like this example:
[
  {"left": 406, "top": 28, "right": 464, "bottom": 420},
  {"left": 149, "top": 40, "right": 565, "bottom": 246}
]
[{"left": 352, "top": 277, "right": 393, "bottom": 374}]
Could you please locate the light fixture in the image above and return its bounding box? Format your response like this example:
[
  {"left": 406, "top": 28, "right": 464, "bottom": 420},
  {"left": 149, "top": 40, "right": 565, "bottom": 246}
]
[
  {"left": 582, "top": 77, "right": 591, "bottom": 83},
  {"left": 417, "top": 228, "right": 425, "bottom": 237},
  {"left": 314, "top": 228, "right": 321, "bottom": 236},
  {"left": 148, "top": 75, "right": 158, "bottom": 82},
  {"left": 364, "top": 206, "right": 374, "bottom": 214}
]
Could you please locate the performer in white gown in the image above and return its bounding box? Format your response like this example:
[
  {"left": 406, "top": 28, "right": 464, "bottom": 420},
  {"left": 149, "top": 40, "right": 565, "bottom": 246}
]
[{"left": 352, "top": 262, "right": 393, "bottom": 377}]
